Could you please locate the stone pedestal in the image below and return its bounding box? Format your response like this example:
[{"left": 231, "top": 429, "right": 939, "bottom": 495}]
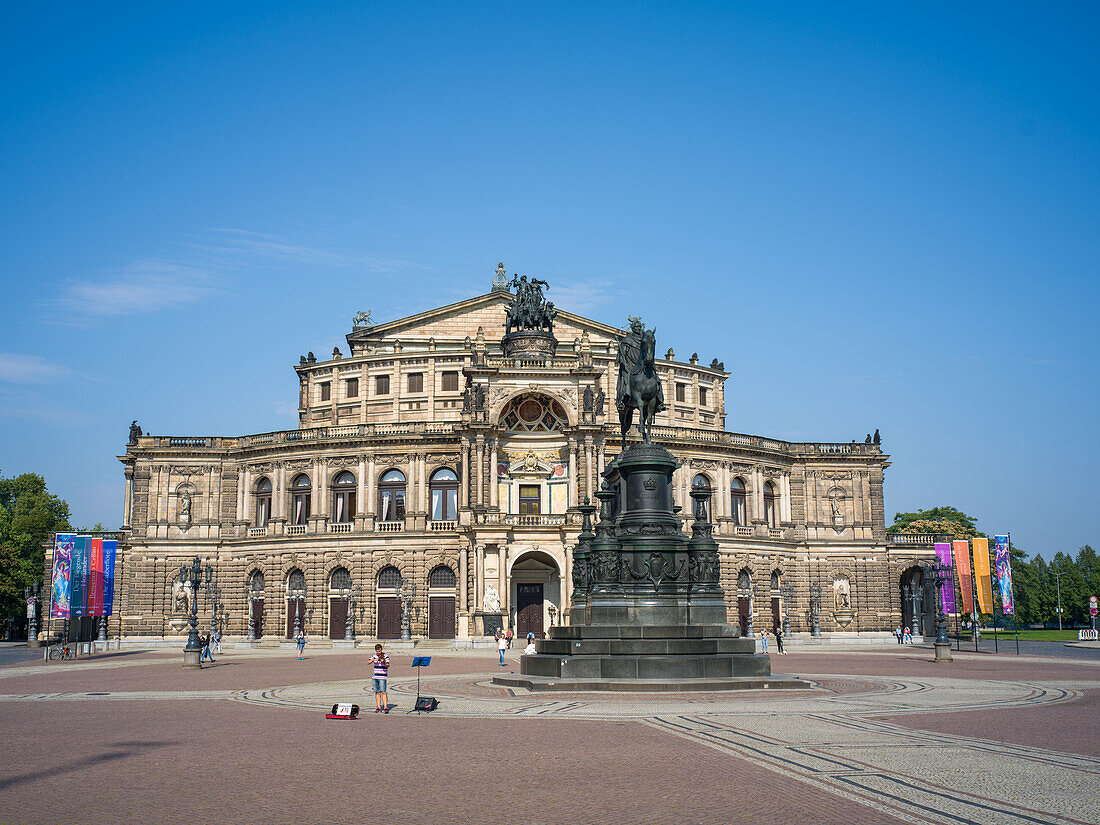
[
  {"left": 500, "top": 442, "right": 808, "bottom": 692},
  {"left": 182, "top": 648, "right": 201, "bottom": 669},
  {"left": 934, "top": 641, "right": 953, "bottom": 662},
  {"left": 474, "top": 611, "right": 504, "bottom": 637},
  {"left": 501, "top": 329, "right": 557, "bottom": 359}
]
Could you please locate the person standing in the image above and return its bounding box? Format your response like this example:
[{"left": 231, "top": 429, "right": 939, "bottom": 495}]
[
  {"left": 370, "top": 643, "right": 390, "bottom": 713},
  {"left": 295, "top": 628, "right": 306, "bottom": 660},
  {"left": 200, "top": 632, "right": 215, "bottom": 663},
  {"left": 212, "top": 629, "right": 222, "bottom": 654},
  {"left": 759, "top": 628, "right": 769, "bottom": 654},
  {"left": 773, "top": 626, "right": 784, "bottom": 655},
  {"left": 505, "top": 627, "right": 514, "bottom": 649},
  {"left": 894, "top": 625, "right": 902, "bottom": 644},
  {"left": 497, "top": 630, "right": 508, "bottom": 666}
]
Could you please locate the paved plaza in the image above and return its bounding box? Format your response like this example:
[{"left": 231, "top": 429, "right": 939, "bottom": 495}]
[{"left": 1, "top": 642, "right": 1098, "bottom": 825}]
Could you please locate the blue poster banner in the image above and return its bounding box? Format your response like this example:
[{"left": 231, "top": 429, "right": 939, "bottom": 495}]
[
  {"left": 50, "top": 533, "right": 74, "bottom": 618},
  {"left": 70, "top": 536, "right": 89, "bottom": 618},
  {"left": 102, "top": 539, "right": 118, "bottom": 616}
]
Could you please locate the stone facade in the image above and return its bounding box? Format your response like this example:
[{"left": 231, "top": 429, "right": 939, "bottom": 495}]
[{"left": 101, "top": 286, "right": 937, "bottom": 642}]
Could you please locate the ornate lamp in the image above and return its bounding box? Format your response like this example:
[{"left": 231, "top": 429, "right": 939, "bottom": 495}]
[
  {"left": 780, "top": 582, "right": 794, "bottom": 639},
  {"left": 809, "top": 581, "right": 822, "bottom": 637},
  {"left": 924, "top": 560, "right": 953, "bottom": 662},
  {"left": 179, "top": 556, "right": 212, "bottom": 668}
]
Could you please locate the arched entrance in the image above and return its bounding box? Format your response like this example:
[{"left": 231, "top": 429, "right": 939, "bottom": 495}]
[
  {"left": 247, "top": 571, "right": 265, "bottom": 639},
  {"left": 900, "top": 566, "right": 926, "bottom": 636},
  {"left": 427, "top": 565, "right": 457, "bottom": 639},
  {"left": 285, "top": 568, "right": 306, "bottom": 639},
  {"left": 509, "top": 550, "right": 562, "bottom": 639},
  {"left": 376, "top": 566, "right": 402, "bottom": 639},
  {"left": 737, "top": 569, "right": 753, "bottom": 636},
  {"left": 328, "top": 567, "right": 351, "bottom": 639}
]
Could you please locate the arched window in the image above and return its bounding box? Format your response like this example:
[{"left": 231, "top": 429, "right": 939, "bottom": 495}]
[
  {"left": 287, "top": 568, "right": 306, "bottom": 593},
  {"left": 249, "top": 571, "right": 265, "bottom": 593},
  {"left": 731, "top": 477, "right": 747, "bottom": 526},
  {"left": 378, "top": 469, "right": 406, "bottom": 522},
  {"left": 770, "top": 570, "right": 780, "bottom": 591},
  {"left": 763, "top": 481, "right": 777, "bottom": 528},
  {"left": 377, "top": 566, "right": 402, "bottom": 590},
  {"left": 692, "top": 473, "right": 711, "bottom": 489},
  {"left": 255, "top": 477, "right": 272, "bottom": 527},
  {"left": 738, "top": 570, "right": 752, "bottom": 593},
  {"left": 429, "top": 565, "right": 456, "bottom": 588},
  {"left": 331, "top": 471, "right": 356, "bottom": 523},
  {"left": 500, "top": 393, "right": 569, "bottom": 432},
  {"left": 429, "top": 468, "right": 458, "bottom": 521},
  {"left": 329, "top": 566, "right": 352, "bottom": 591},
  {"left": 290, "top": 474, "right": 311, "bottom": 525}
]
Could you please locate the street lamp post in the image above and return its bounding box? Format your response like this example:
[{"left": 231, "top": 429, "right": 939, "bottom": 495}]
[
  {"left": 246, "top": 594, "right": 256, "bottom": 642},
  {"left": 809, "top": 581, "right": 822, "bottom": 637},
  {"left": 24, "top": 582, "right": 41, "bottom": 648},
  {"left": 398, "top": 579, "right": 417, "bottom": 642},
  {"left": 346, "top": 584, "right": 360, "bottom": 643},
  {"left": 780, "top": 583, "right": 794, "bottom": 639},
  {"left": 925, "top": 560, "right": 952, "bottom": 663},
  {"left": 1051, "top": 569, "right": 1066, "bottom": 631},
  {"left": 179, "top": 556, "right": 212, "bottom": 668}
]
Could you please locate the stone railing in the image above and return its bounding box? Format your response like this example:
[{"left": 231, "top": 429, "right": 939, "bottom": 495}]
[
  {"left": 887, "top": 533, "right": 952, "bottom": 546},
  {"left": 734, "top": 526, "right": 754, "bottom": 537},
  {"left": 485, "top": 355, "right": 578, "bottom": 370},
  {"left": 328, "top": 522, "right": 353, "bottom": 533},
  {"left": 376, "top": 520, "right": 403, "bottom": 532},
  {"left": 247, "top": 526, "right": 269, "bottom": 538},
  {"left": 285, "top": 524, "right": 307, "bottom": 536},
  {"left": 648, "top": 426, "right": 880, "bottom": 456},
  {"left": 768, "top": 528, "right": 785, "bottom": 539},
  {"left": 239, "top": 421, "right": 457, "bottom": 448},
  {"left": 429, "top": 520, "right": 457, "bottom": 531}
]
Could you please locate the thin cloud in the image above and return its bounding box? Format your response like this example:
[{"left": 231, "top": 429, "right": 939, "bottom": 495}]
[
  {"left": 55, "top": 260, "right": 220, "bottom": 319},
  {"left": 0, "top": 353, "right": 75, "bottom": 383},
  {"left": 0, "top": 386, "right": 89, "bottom": 425},
  {"left": 196, "top": 228, "right": 416, "bottom": 273},
  {"left": 551, "top": 278, "right": 626, "bottom": 316}
]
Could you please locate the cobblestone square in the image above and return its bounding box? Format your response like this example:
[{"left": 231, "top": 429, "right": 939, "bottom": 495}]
[{"left": 2, "top": 643, "right": 1098, "bottom": 824}]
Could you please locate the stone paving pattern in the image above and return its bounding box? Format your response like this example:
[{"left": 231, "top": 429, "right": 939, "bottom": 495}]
[{"left": 2, "top": 644, "right": 1099, "bottom": 825}]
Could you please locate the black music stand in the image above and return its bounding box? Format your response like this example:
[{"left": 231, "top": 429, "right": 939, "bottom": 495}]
[{"left": 408, "top": 656, "right": 437, "bottom": 714}]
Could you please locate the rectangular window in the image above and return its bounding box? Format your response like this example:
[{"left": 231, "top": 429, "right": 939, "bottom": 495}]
[
  {"left": 675, "top": 383, "right": 687, "bottom": 403},
  {"left": 408, "top": 372, "right": 424, "bottom": 393},
  {"left": 320, "top": 382, "right": 331, "bottom": 402},
  {"left": 441, "top": 371, "right": 459, "bottom": 392},
  {"left": 345, "top": 377, "right": 358, "bottom": 398},
  {"left": 375, "top": 375, "right": 390, "bottom": 396},
  {"left": 699, "top": 387, "right": 708, "bottom": 407},
  {"left": 519, "top": 484, "right": 541, "bottom": 516}
]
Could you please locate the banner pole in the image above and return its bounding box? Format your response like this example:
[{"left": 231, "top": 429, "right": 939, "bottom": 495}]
[
  {"left": 970, "top": 540, "right": 980, "bottom": 653},
  {"left": 992, "top": 541, "right": 999, "bottom": 654},
  {"left": 1009, "top": 532, "right": 1019, "bottom": 655}
]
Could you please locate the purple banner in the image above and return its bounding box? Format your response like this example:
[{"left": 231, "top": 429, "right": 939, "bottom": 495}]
[
  {"left": 994, "top": 535, "right": 1014, "bottom": 615},
  {"left": 102, "top": 539, "right": 118, "bottom": 616},
  {"left": 50, "top": 533, "right": 74, "bottom": 618},
  {"left": 934, "top": 542, "right": 957, "bottom": 614}
]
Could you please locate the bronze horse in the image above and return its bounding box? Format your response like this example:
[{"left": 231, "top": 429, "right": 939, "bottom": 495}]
[{"left": 619, "top": 327, "right": 662, "bottom": 444}]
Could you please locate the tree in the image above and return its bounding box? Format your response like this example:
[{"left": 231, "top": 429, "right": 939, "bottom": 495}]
[
  {"left": 888, "top": 506, "right": 981, "bottom": 539},
  {"left": 0, "top": 470, "right": 71, "bottom": 634}
]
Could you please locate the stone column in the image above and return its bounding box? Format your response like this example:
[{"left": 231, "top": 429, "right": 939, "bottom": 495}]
[
  {"left": 158, "top": 466, "right": 169, "bottom": 524},
  {"left": 242, "top": 468, "right": 252, "bottom": 525},
  {"left": 568, "top": 440, "right": 578, "bottom": 506},
  {"left": 781, "top": 473, "right": 792, "bottom": 523},
  {"left": 356, "top": 457, "right": 367, "bottom": 516},
  {"left": 235, "top": 467, "right": 245, "bottom": 522},
  {"left": 366, "top": 455, "right": 377, "bottom": 516},
  {"left": 460, "top": 440, "right": 470, "bottom": 508},
  {"left": 123, "top": 467, "right": 134, "bottom": 529},
  {"left": 489, "top": 439, "right": 498, "bottom": 508},
  {"left": 597, "top": 439, "right": 606, "bottom": 479},
  {"left": 458, "top": 541, "right": 468, "bottom": 613},
  {"left": 474, "top": 437, "right": 485, "bottom": 506},
  {"left": 752, "top": 466, "right": 764, "bottom": 521},
  {"left": 418, "top": 453, "right": 427, "bottom": 514},
  {"left": 584, "top": 436, "right": 593, "bottom": 501},
  {"left": 205, "top": 466, "right": 217, "bottom": 524},
  {"left": 407, "top": 454, "right": 416, "bottom": 514},
  {"left": 475, "top": 545, "right": 485, "bottom": 611},
  {"left": 498, "top": 545, "right": 508, "bottom": 626},
  {"left": 861, "top": 471, "right": 873, "bottom": 524}
]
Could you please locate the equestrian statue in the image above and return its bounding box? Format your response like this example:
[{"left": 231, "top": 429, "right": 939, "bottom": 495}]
[{"left": 616, "top": 316, "right": 666, "bottom": 444}]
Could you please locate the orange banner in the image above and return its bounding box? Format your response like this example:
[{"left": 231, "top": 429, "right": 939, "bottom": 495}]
[
  {"left": 972, "top": 537, "right": 994, "bottom": 614},
  {"left": 952, "top": 540, "right": 973, "bottom": 614}
]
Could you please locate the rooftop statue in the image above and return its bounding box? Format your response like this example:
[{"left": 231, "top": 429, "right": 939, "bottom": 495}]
[
  {"left": 616, "top": 316, "right": 665, "bottom": 444},
  {"left": 503, "top": 273, "right": 555, "bottom": 334}
]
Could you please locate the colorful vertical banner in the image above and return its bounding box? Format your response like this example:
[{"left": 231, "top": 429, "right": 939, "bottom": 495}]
[
  {"left": 972, "top": 537, "right": 994, "bottom": 614},
  {"left": 50, "top": 533, "right": 74, "bottom": 618},
  {"left": 102, "top": 539, "right": 118, "bottom": 616},
  {"left": 952, "top": 539, "right": 973, "bottom": 615},
  {"left": 88, "top": 538, "right": 104, "bottom": 617},
  {"left": 934, "top": 542, "right": 957, "bottom": 614},
  {"left": 994, "top": 535, "right": 1015, "bottom": 615},
  {"left": 70, "top": 536, "right": 89, "bottom": 618}
]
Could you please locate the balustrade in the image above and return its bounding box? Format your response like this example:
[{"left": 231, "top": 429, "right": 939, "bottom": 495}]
[
  {"left": 376, "top": 520, "right": 403, "bottom": 532},
  {"left": 429, "top": 520, "right": 457, "bottom": 531},
  {"left": 328, "top": 522, "right": 353, "bottom": 533},
  {"left": 285, "top": 524, "right": 307, "bottom": 536}
]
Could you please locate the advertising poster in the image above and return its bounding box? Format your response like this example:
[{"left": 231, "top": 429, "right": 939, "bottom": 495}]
[
  {"left": 972, "top": 537, "right": 994, "bottom": 614},
  {"left": 50, "top": 533, "right": 74, "bottom": 618},
  {"left": 952, "top": 539, "right": 973, "bottom": 615},
  {"left": 994, "top": 535, "right": 1014, "bottom": 615},
  {"left": 934, "top": 542, "right": 956, "bottom": 614},
  {"left": 70, "top": 536, "right": 89, "bottom": 618},
  {"left": 88, "top": 538, "right": 104, "bottom": 617},
  {"left": 102, "top": 540, "right": 118, "bottom": 616}
]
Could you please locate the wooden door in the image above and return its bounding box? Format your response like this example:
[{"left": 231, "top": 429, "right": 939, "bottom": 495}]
[
  {"left": 516, "top": 583, "right": 544, "bottom": 638},
  {"left": 329, "top": 597, "right": 348, "bottom": 640},
  {"left": 770, "top": 596, "right": 781, "bottom": 632},
  {"left": 428, "top": 597, "right": 456, "bottom": 639},
  {"left": 377, "top": 597, "right": 401, "bottom": 639},
  {"left": 737, "top": 596, "right": 751, "bottom": 636},
  {"left": 251, "top": 599, "right": 264, "bottom": 639}
]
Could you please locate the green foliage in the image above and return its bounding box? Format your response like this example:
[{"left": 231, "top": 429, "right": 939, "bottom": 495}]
[
  {"left": 0, "top": 470, "right": 72, "bottom": 630},
  {"left": 888, "top": 506, "right": 981, "bottom": 539}
]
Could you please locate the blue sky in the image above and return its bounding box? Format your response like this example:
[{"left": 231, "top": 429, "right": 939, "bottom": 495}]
[{"left": 1, "top": 3, "right": 1096, "bottom": 557}]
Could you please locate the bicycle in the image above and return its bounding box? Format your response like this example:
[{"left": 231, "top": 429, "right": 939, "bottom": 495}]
[{"left": 48, "top": 644, "right": 74, "bottom": 661}]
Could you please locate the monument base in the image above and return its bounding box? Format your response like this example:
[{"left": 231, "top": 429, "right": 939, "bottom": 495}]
[
  {"left": 494, "top": 623, "right": 810, "bottom": 692},
  {"left": 934, "top": 641, "right": 953, "bottom": 662},
  {"left": 182, "top": 648, "right": 201, "bottom": 669}
]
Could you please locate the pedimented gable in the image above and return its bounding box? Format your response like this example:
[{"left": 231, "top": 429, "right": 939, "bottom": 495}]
[{"left": 347, "top": 292, "right": 622, "bottom": 348}]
